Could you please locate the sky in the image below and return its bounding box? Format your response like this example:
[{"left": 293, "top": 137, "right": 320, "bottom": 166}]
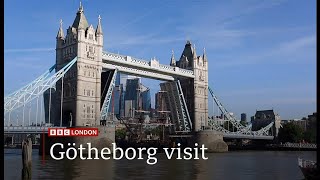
[{"left": 4, "top": 0, "right": 316, "bottom": 122}]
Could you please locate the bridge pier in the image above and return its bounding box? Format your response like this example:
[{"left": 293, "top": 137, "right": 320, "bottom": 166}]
[
  {"left": 193, "top": 130, "right": 228, "bottom": 152},
  {"left": 39, "top": 126, "right": 115, "bottom": 155}
]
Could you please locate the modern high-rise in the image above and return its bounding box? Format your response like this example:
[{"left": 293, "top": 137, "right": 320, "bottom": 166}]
[
  {"left": 252, "top": 109, "right": 281, "bottom": 136},
  {"left": 141, "top": 88, "right": 151, "bottom": 111},
  {"left": 123, "top": 77, "right": 152, "bottom": 117},
  {"left": 241, "top": 113, "right": 247, "bottom": 122},
  {"left": 124, "top": 78, "right": 140, "bottom": 110}
]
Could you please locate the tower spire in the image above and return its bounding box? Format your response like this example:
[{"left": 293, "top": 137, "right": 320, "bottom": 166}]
[
  {"left": 96, "top": 15, "right": 103, "bottom": 35},
  {"left": 170, "top": 50, "right": 176, "bottom": 66},
  {"left": 79, "top": 1, "right": 83, "bottom": 12},
  {"left": 56, "top": 19, "right": 64, "bottom": 39},
  {"left": 193, "top": 44, "right": 197, "bottom": 59},
  {"left": 72, "top": 1, "right": 89, "bottom": 29},
  {"left": 203, "top": 47, "right": 207, "bottom": 62}
]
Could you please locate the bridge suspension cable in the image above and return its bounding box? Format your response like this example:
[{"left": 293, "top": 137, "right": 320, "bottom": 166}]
[
  {"left": 4, "top": 64, "right": 55, "bottom": 103},
  {"left": 208, "top": 86, "right": 246, "bottom": 129},
  {"left": 4, "top": 57, "right": 77, "bottom": 115},
  {"left": 207, "top": 86, "right": 274, "bottom": 137}
]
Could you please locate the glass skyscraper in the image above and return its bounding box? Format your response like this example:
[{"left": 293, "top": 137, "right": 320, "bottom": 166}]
[{"left": 141, "top": 89, "right": 151, "bottom": 111}]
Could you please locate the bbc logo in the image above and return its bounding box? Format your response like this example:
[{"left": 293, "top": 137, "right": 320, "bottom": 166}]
[
  {"left": 48, "top": 128, "right": 99, "bottom": 137},
  {"left": 49, "top": 128, "right": 70, "bottom": 136}
]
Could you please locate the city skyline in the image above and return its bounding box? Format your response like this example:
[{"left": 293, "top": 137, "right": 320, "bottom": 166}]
[{"left": 4, "top": 0, "right": 316, "bottom": 120}]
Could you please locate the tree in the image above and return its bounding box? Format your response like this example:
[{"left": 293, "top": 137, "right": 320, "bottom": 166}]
[
  {"left": 223, "top": 121, "right": 237, "bottom": 132},
  {"left": 303, "top": 129, "right": 316, "bottom": 143},
  {"left": 240, "top": 120, "right": 248, "bottom": 126},
  {"left": 277, "top": 122, "right": 304, "bottom": 143},
  {"left": 150, "top": 126, "right": 162, "bottom": 136},
  {"left": 115, "top": 129, "right": 126, "bottom": 140}
]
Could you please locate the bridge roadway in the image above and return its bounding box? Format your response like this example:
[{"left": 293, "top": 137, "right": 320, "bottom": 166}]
[
  {"left": 102, "top": 51, "right": 195, "bottom": 81},
  {"left": 222, "top": 133, "right": 274, "bottom": 140}
]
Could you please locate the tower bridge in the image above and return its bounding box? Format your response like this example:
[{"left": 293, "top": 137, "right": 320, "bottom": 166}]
[{"left": 4, "top": 4, "right": 275, "bottom": 153}]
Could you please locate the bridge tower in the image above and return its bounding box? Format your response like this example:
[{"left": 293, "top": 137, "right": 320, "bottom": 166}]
[
  {"left": 54, "top": 4, "right": 103, "bottom": 127},
  {"left": 172, "top": 41, "right": 208, "bottom": 131}
]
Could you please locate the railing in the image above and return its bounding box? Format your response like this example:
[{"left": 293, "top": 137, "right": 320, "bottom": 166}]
[
  {"left": 102, "top": 51, "right": 194, "bottom": 77},
  {"left": 131, "top": 57, "right": 149, "bottom": 66},
  {"left": 281, "top": 142, "right": 317, "bottom": 149}
]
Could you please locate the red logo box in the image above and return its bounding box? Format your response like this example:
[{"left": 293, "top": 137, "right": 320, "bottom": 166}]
[{"left": 48, "top": 128, "right": 99, "bottom": 137}]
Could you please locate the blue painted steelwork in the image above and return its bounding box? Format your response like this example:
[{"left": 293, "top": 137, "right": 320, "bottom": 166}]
[
  {"left": 100, "top": 69, "right": 118, "bottom": 120},
  {"left": 4, "top": 57, "right": 77, "bottom": 114}
]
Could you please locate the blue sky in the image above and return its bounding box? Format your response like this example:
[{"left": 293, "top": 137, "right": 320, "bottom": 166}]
[{"left": 4, "top": 0, "right": 316, "bottom": 121}]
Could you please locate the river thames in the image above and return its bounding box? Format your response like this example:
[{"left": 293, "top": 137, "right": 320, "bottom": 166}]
[{"left": 4, "top": 149, "right": 315, "bottom": 180}]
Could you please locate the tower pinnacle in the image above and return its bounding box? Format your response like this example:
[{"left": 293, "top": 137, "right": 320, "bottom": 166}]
[
  {"left": 170, "top": 50, "right": 176, "bottom": 66},
  {"left": 72, "top": 1, "right": 89, "bottom": 29},
  {"left": 79, "top": 1, "right": 83, "bottom": 12},
  {"left": 56, "top": 19, "right": 64, "bottom": 39},
  {"left": 203, "top": 47, "right": 207, "bottom": 62},
  {"left": 193, "top": 44, "right": 197, "bottom": 59},
  {"left": 96, "top": 15, "right": 103, "bottom": 35}
]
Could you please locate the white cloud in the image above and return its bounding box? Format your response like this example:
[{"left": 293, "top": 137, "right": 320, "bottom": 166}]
[
  {"left": 212, "top": 34, "right": 316, "bottom": 67},
  {"left": 4, "top": 48, "right": 55, "bottom": 53},
  {"left": 278, "top": 34, "right": 316, "bottom": 53},
  {"left": 265, "top": 98, "right": 316, "bottom": 105}
]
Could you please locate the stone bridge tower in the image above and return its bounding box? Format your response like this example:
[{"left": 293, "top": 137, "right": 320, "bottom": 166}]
[
  {"left": 171, "top": 41, "right": 209, "bottom": 131},
  {"left": 54, "top": 4, "right": 103, "bottom": 127}
]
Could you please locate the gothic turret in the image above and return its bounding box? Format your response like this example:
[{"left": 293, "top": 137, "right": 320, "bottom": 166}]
[
  {"left": 72, "top": 2, "right": 89, "bottom": 30},
  {"left": 96, "top": 15, "right": 103, "bottom": 35},
  {"left": 177, "top": 40, "right": 198, "bottom": 69},
  {"left": 56, "top": 19, "right": 64, "bottom": 39}
]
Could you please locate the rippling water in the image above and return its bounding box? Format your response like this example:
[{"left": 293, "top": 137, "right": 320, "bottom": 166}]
[{"left": 4, "top": 149, "right": 315, "bottom": 180}]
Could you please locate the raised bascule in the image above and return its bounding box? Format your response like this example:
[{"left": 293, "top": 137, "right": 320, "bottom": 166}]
[{"left": 4, "top": 4, "right": 276, "bottom": 153}]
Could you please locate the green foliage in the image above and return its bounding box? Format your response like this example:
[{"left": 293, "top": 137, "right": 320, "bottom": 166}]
[
  {"left": 150, "top": 126, "right": 162, "bottom": 136},
  {"left": 303, "top": 129, "right": 316, "bottom": 143},
  {"left": 278, "top": 122, "right": 304, "bottom": 143},
  {"left": 240, "top": 120, "right": 248, "bottom": 126},
  {"left": 115, "top": 129, "right": 126, "bottom": 140},
  {"left": 223, "top": 121, "right": 237, "bottom": 132}
]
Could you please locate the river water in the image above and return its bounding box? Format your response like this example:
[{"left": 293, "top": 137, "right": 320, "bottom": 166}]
[{"left": 4, "top": 149, "right": 315, "bottom": 180}]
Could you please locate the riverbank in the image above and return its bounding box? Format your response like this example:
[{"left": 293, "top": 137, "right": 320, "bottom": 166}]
[{"left": 228, "top": 145, "right": 316, "bottom": 151}]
